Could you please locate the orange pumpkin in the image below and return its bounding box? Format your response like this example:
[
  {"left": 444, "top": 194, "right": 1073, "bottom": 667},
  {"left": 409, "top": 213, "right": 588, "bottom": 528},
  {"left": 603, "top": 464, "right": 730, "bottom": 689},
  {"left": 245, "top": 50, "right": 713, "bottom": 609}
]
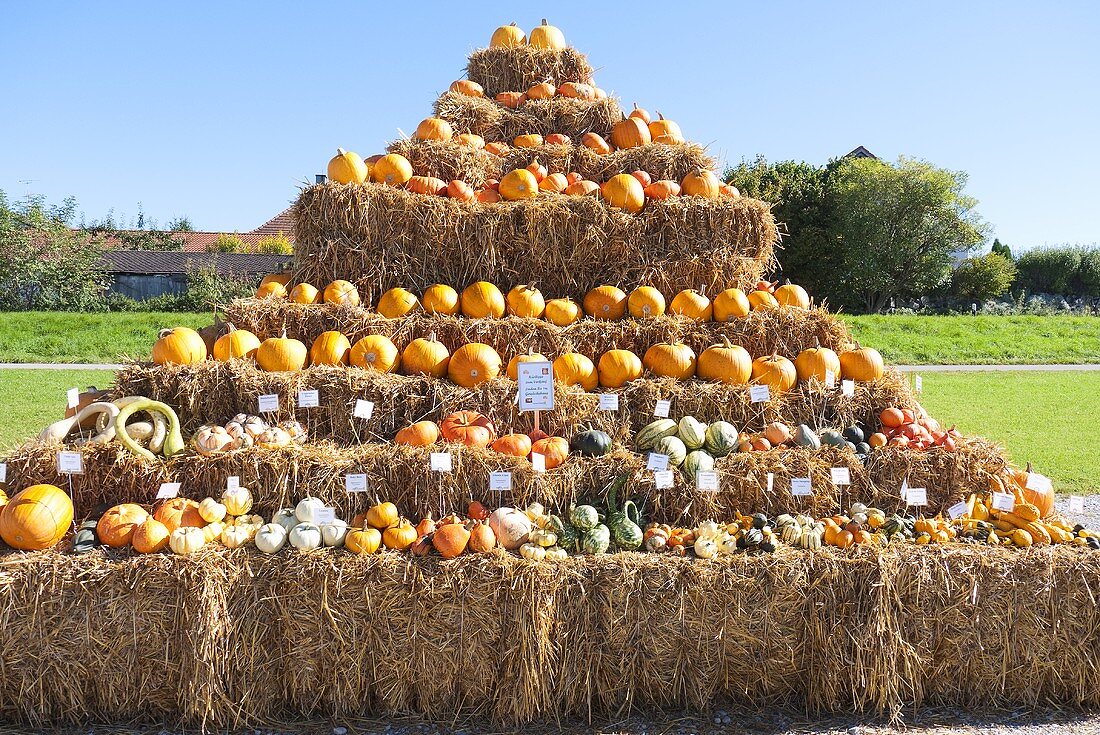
[
  {"left": 449, "top": 80, "right": 484, "bottom": 97},
  {"left": 440, "top": 411, "right": 496, "bottom": 448},
  {"left": 513, "top": 133, "right": 544, "bottom": 148},
  {"left": 507, "top": 351, "right": 549, "bottom": 380},
  {"left": 323, "top": 279, "right": 361, "bottom": 306},
  {"left": 644, "top": 180, "right": 680, "bottom": 200},
  {"left": 376, "top": 287, "right": 420, "bottom": 318},
  {"left": 669, "top": 288, "right": 712, "bottom": 321},
  {"left": 681, "top": 169, "right": 722, "bottom": 199},
  {"left": 750, "top": 353, "right": 798, "bottom": 394},
  {"left": 350, "top": 335, "right": 399, "bottom": 373},
  {"left": 407, "top": 175, "right": 447, "bottom": 196},
  {"left": 583, "top": 285, "right": 627, "bottom": 320},
  {"left": 371, "top": 154, "right": 413, "bottom": 186},
  {"left": 288, "top": 283, "right": 321, "bottom": 304},
  {"left": 414, "top": 117, "right": 453, "bottom": 142},
  {"left": 447, "top": 180, "right": 477, "bottom": 202},
  {"left": 422, "top": 284, "right": 460, "bottom": 315},
  {"left": 506, "top": 284, "right": 545, "bottom": 318},
  {"left": 539, "top": 172, "right": 569, "bottom": 193},
  {"left": 712, "top": 288, "right": 751, "bottom": 321},
  {"left": 545, "top": 133, "right": 571, "bottom": 146},
  {"left": 531, "top": 436, "right": 570, "bottom": 469},
  {"left": 495, "top": 91, "right": 527, "bottom": 108},
  {"left": 581, "top": 132, "right": 613, "bottom": 154},
  {"left": 153, "top": 498, "right": 205, "bottom": 533},
  {"left": 499, "top": 168, "right": 539, "bottom": 200},
  {"left": 565, "top": 180, "right": 601, "bottom": 197},
  {"left": 544, "top": 298, "right": 582, "bottom": 325},
  {"left": 553, "top": 352, "right": 598, "bottom": 390},
  {"left": 131, "top": 517, "right": 171, "bottom": 554},
  {"left": 97, "top": 503, "right": 149, "bottom": 548},
  {"left": 400, "top": 334, "right": 451, "bottom": 377},
  {"left": 526, "top": 82, "right": 556, "bottom": 100},
  {"left": 648, "top": 112, "right": 685, "bottom": 145},
  {"left": 492, "top": 433, "right": 533, "bottom": 458},
  {"left": 454, "top": 133, "right": 485, "bottom": 149},
  {"left": 610, "top": 114, "right": 652, "bottom": 149},
  {"left": 255, "top": 281, "right": 287, "bottom": 300},
  {"left": 525, "top": 160, "right": 547, "bottom": 181},
  {"left": 558, "top": 81, "right": 597, "bottom": 100},
  {"left": 448, "top": 342, "right": 503, "bottom": 387},
  {"left": 395, "top": 421, "right": 440, "bottom": 447},
  {"left": 598, "top": 349, "right": 643, "bottom": 388},
  {"left": 461, "top": 281, "right": 506, "bottom": 318},
  {"left": 0, "top": 484, "right": 74, "bottom": 551},
  {"left": 601, "top": 174, "right": 645, "bottom": 213},
  {"left": 643, "top": 342, "right": 696, "bottom": 380},
  {"left": 483, "top": 142, "right": 509, "bottom": 157},
  {"left": 628, "top": 102, "right": 651, "bottom": 124},
  {"left": 310, "top": 330, "right": 352, "bottom": 366}
]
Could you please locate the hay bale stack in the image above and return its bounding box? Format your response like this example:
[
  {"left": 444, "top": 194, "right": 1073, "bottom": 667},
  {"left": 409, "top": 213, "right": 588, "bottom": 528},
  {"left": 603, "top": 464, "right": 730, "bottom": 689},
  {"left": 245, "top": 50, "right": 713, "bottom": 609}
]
[
  {"left": 434, "top": 91, "right": 621, "bottom": 141},
  {"left": 465, "top": 46, "right": 596, "bottom": 97},
  {"left": 387, "top": 139, "right": 716, "bottom": 188},
  {"left": 220, "top": 301, "right": 854, "bottom": 362},
  {"left": 2, "top": 547, "right": 1098, "bottom": 728},
  {"left": 291, "top": 183, "right": 777, "bottom": 302}
]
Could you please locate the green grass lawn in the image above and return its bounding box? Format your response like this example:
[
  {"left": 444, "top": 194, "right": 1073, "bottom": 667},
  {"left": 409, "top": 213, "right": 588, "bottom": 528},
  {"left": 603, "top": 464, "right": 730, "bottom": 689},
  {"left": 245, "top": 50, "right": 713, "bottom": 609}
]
[
  {"left": 0, "top": 311, "right": 210, "bottom": 364},
  {"left": 843, "top": 315, "right": 1100, "bottom": 365},
  {"left": 1, "top": 368, "right": 1097, "bottom": 494}
]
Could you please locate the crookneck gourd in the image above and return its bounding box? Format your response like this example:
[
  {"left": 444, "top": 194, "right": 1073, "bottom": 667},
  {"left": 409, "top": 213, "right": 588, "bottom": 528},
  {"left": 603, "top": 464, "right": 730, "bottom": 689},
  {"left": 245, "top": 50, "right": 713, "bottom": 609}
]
[
  {"left": 38, "top": 402, "right": 120, "bottom": 445},
  {"left": 115, "top": 398, "right": 184, "bottom": 461}
]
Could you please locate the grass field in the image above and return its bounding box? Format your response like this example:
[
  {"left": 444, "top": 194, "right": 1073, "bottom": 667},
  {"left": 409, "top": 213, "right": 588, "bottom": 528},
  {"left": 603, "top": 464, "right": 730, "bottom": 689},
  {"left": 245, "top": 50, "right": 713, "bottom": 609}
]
[
  {"left": 0, "top": 312, "right": 1098, "bottom": 365},
  {"left": 1, "top": 368, "right": 1097, "bottom": 494}
]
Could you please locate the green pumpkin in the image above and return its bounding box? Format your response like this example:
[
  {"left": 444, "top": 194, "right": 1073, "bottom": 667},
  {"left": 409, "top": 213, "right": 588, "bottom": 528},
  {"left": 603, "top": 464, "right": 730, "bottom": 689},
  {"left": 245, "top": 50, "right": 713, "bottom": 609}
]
[
  {"left": 635, "top": 419, "right": 678, "bottom": 451},
  {"left": 556, "top": 521, "right": 581, "bottom": 552},
  {"left": 581, "top": 524, "right": 611, "bottom": 554},
  {"left": 545, "top": 514, "right": 566, "bottom": 535},
  {"left": 608, "top": 500, "right": 643, "bottom": 550},
  {"left": 819, "top": 429, "right": 846, "bottom": 447},
  {"left": 651, "top": 435, "right": 687, "bottom": 466},
  {"left": 570, "top": 504, "right": 600, "bottom": 531},
  {"left": 792, "top": 424, "right": 821, "bottom": 449},
  {"left": 703, "top": 421, "right": 739, "bottom": 457},
  {"left": 676, "top": 416, "right": 707, "bottom": 450},
  {"left": 571, "top": 427, "right": 613, "bottom": 457},
  {"left": 681, "top": 449, "right": 714, "bottom": 481}
]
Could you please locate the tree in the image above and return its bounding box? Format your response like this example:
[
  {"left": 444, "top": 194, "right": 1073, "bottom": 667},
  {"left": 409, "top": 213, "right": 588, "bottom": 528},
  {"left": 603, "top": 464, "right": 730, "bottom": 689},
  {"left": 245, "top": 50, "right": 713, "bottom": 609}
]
[
  {"left": 990, "top": 238, "right": 1012, "bottom": 260},
  {"left": 166, "top": 216, "right": 194, "bottom": 232},
  {"left": 951, "top": 252, "right": 1017, "bottom": 303},
  {"left": 829, "top": 157, "right": 987, "bottom": 312},
  {"left": 209, "top": 233, "right": 247, "bottom": 253},
  {"left": 255, "top": 233, "right": 293, "bottom": 254}
]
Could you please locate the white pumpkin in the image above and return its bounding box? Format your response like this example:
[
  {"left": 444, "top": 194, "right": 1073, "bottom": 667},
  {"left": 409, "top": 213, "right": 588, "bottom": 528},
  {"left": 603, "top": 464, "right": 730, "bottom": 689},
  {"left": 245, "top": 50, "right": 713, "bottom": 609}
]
[
  {"left": 256, "top": 427, "right": 292, "bottom": 449},
  {"left": 289, "top": 522, "right": 322, "bottom": 550},
  {"left": 169, "top": 526, "right": 206, "bottom": 555},
  {"left": 487, "top": 507, "right": 533, "bottom": 550},
  {"left": 693, "top": 537, "right": 718, "bottom": 559},
  {"left": 202, "top": 521, "right": 225, "bottom": 544},
  {"left": 234, "top": 513, "right": 264, "bottom": 530},
  {"left": 272, "top": 508, "right": 298, "bottom": 532},
  {"left": 280, "top": 419, "right": 308, "bottom": 443},
  {"left": 198, "top": 497, "right": 227, "bottom": 523},
  {"left": 192, "top": 425, "right": 235, "bottom": 456},
  {"left": 221, "top": 487, "right": 254, "bottom": 516},
  {"left": 321, "top": 519, "right": 349, "bottom": 547},
  {"left": 295, "top": 497, "right": 326, "bottom": 523},
  {"left": 255, "top": 523, "right": 288, "bottom": 554},
  {"left": 228, "top": 414, "right": 268, "bottom": 439},
  {"left": 220, "top": 524, "right": 252, "bottom": 549}
]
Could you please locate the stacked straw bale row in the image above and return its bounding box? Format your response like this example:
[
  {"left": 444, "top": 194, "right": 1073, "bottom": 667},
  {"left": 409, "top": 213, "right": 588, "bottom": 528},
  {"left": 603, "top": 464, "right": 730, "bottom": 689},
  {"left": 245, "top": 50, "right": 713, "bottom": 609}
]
[
  {"left": 291, "top": 183, "right": 777, "bottom": 303},
  {"left": 386, "top": 139, "right": 715, "bottom": 189},
  {"left": 111, "top": 361, "right": 918, "bottom": 444},
  {"left": 433, "top": 92, "right": 620, "bottom": 141},
  {"left": 465, "top": 46, "right": 596, "bottom": 97},
  {"left": 1, "top": 546, "right": 1097, "bottom": 729},
  {"left": 218, "top": 303, "right": 854, "bottom": 363},
  {"left": 1, "top": 440, "right": 1005, "bottom": 522}
]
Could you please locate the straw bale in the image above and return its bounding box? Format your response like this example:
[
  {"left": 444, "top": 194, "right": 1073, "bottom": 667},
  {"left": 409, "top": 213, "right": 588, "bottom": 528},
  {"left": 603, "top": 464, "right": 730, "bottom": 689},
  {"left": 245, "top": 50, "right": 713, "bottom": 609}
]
[
  {"left": 386, "top": 139, "right": 716, "bottom": 189},
  {"left": 434, "top": 91, "right": 621, "bottom": 141},
  {"left": 291, "top": 183, "right": 776, "bottom": 303},
  {"left": 221, "top": 300, "right": 854, "bottom": 361},
  {"left": 465, "top": 45, "right": 596, "bottom": 98}
]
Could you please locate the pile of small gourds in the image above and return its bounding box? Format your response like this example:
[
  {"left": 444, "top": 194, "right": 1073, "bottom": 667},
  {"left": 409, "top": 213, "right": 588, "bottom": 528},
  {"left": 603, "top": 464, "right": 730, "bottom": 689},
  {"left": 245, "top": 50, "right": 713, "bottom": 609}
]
[{"left": 191, "top": 414, "right": 307, "bottom": 455}]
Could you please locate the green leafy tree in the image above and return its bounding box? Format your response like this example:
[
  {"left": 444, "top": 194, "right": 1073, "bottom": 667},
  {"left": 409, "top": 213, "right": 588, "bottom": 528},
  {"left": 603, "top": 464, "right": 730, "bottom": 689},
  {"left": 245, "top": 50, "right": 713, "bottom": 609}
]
[
  {"left": 951, "top": 252, "right": 1018, "bottom": 302},
  {"left": 209, "top": 233, "right": 247, "bottom": 253},
  {"left": 1015, "top": 247, "right": 1083, "bottom": 295},
  {"left": 990, "top": 238, "right": 1013, "bottom": 260},
  {"left": 829, "top": 157, "right": 987, "bottom": 312},
  {"left": 166, "top": 216, "right": 194, "bottom": 232},
  {"left": 255, "top": 233, "right": 293, "bottom": 254}
]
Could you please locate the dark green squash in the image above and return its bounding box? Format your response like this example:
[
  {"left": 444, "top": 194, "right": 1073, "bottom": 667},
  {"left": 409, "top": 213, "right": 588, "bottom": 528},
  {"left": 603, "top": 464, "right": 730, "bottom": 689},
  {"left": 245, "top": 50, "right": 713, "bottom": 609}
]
[
  {"left": 570, "top": 427, "right": 613, "bottom": 457},
  {"left": 792, "top": 424, "right": 821, "bottom": 449},
  {"left": 842, "top": 425, "right": 865, "bottom": 444},
  {"left": 820, "top": 429, "right": 846, "bottom": 447}
]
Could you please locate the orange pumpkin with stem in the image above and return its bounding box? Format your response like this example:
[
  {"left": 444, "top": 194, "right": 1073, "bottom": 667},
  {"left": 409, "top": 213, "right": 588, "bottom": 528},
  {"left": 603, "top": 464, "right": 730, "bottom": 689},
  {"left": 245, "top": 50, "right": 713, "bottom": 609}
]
[
  {"left": 610, "top": 114, "right": 652, "bottom": 149},
  {"left": 422, "top": 284, "right": 460, "bottom": 315},
  {"left": 750, "top": 353, "right": 798, "bottom": 394},
  {"left": 581, "top": 132, "right": 613, "bottom": 154},
  {"left": 553, "top": 352, "right": 598, "bottom": 390},
  {"left": 350, "top": 335, "right": 399, "bottom": 372},
  {"left": 583, "top": 285, "right": 627, "bottom": 320},
  {"left": 597, "top": 349, "right": 643, "bottom": 388},
  {"left": 401, "top": 333, "right": 450, "bottom": 377},
  {"left": 492, "top": 433, "right": 533, "bottom": 458},
  {"left": 440, "top": 411, "right": 496, "bottom": 448},
  {"left": 394, "top": 421, "right": 440, "bottom": 447},
  {"left": 531, "top": 436, "right": 569, "bottom": 469},
  {"left": 507, "top": 351, "right": 549, "bottom": 380},
  {"left": 0, "top": 484, "right": 74, "bottom": 551},
  {"left": 447, "top": 343, "right": 502, "bottom": 387}
]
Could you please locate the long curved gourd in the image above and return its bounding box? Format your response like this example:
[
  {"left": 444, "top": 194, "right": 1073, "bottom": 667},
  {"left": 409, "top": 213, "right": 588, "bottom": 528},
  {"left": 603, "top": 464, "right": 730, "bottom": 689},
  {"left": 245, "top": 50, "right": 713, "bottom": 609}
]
[
  {"left": 115, "top": 399, "right": 184, "bottom": 461},
  {"left": 39, "top": 402, "right": 120, "bottom": 444},
  {"left": 100, "top": 396, "right": 169, "bottom": 453}
]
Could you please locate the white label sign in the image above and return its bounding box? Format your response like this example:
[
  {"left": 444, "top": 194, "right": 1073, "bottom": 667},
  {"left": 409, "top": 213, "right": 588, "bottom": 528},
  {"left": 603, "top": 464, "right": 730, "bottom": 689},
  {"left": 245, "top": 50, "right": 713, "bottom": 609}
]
[
  {"left": 830, "top": 467, "right": 851, "bottom": 486},
  {"left": 56, "top": 450, "right": 83, "bottom": 475},
  {"left": 531, "top": 452, "right": 546, "bottom": 473},
  {"left": 0, "top": 462, "right": 6, "bottom": 483},
  {"left": 517, "top": 361, "right": 555, "bottom": 412},
  {"left": 905, "top": 487, "right": 928, "bottom": 507},
  {"left": 1069, "top": 495, "right": 1085, "bottom": 514},
  {"left": 791, "top": 477, "right": 813, "bottom": 497},
  {"left": 900, "top": 476, "right": 909, "bottom": 501},
  {"left": 297, "top": 389, "right": 319, "bottom": 408},
  {"left": 696, "top": 470, "right": 719, "bottom": 492},
  {"left": 345, "top": 473, "right": 368, "bottom": 493},
  {"left": 767, "top": 472, "right": 774, "bottom": 494},
  {"left": 947, "top": 501, "right": 969, "bottom": 520},
  {"left": 914, "top": 375, "right": 923, "bottom": 393},
  {"left": 257, "top": 394, "right": 279, "bottom": 413},
  {"left": 841, "top": 380, "right": 856, "bottom": 397},
  {"left": 824, "top": 369, "right": 836, "bottom": 388},
  {"left": 991, "top": 491, "right": 1016, "bottom": 512},
  {"left": 313, "top": 507, "right": 336, "bottom": 524},
  {"left": 653, "top": 399, "right": 671, "bottom": 418},
  {"left": 598, "top": 393, "right": 620, "bottom": 411},
  {"left": 430, "top": 452, "right": 453, "bottom": 473},
  {"left": 226, "top": 475, "right": 240, "bottom": 491},
  {"left": 66, "top": 387, "right": 80, "bottom": 409},
  {"left": 156, "top": 482, "right": 181, "bottom": 499},
  {"left": 489, "top": 471, "right": 512, "bottom": 492},
  {"left": 1025, "top": 472, "right": 1053, "bottom": 494},
  {"left": 749, "top": 384, "right": 771, "bottom": 403},
  {"left": 353, "top": 399, "right": 374, "bottom": 420},
  {"left": 647, "top": 452, "right": 670, "bottom": 472},
  {"left": 653, "top": 470, "right": 675, "bottom": 489}
]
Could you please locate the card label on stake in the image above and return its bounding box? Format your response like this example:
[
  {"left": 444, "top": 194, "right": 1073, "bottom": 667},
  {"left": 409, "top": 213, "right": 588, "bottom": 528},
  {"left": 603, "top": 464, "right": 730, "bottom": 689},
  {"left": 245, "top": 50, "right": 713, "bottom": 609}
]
[
  {"left": 345, "top": 473, "right": 368, "bottom": 493},
  {"left": 900, "top": 476, "right": 909, "bottom": 501},
  {"left": 489, "top": 471, "right": 512, "bottom": 492},
  {"left": 647, "top": 453, "right": 670, "bottom": 472},
  {"left": 1069, "top": 495, "right": 1085, "bottom": 514},
  {"left": 696, "top": 470, "right": 719, "bottom": 492},
  {"left": 1025, "top": 472, "right": 1053, "bottom": 494},
  {"left": 791, "top": 477, "right": 813, "bottom": 497},
  {"left": 297, "top": 389, "right": 319, "bottom": 408},
  {"left": 914, "top": 374, "right": 923, "bottom": 393},
  {"left": 841, "top": 380, "right": 856, "bottom": 397},
  {"left": 353, "top": 399, "right": 374, "bottom": 420},
  {"left": 56, "top": 451, "right": 83, "bottom": 475},
  {"left": 830, "top": 467, "right": 851, "bottom": 485},
  {"left": 313, "top": 507, "right": 336, "bottom": 524},
  {"left": 991, "top": 491, "right": 1016, "bottom": 512},
  {"left": 767, "top": 472, "right": 774, "bottom": 494},
  {"left": 531, "top": 452, "right": 546, "bottom": 473},
  {"left": 824, "top": 369, "right": 836, "bottom": 388},
  {"left": 257, "top": 394, "right": 279, "bottom": 413},
  {"left": 517, "top": 361, "right": 555, "bottom": 411},
  {"left": 653, "top": 399, "right": 671, "bottom": 418},
  {"left": 947, "top": 501, "right": 969, "bottom": 520},
  {"left": 906, "top": 487, "right": 928, "bottom": 507},
  {"left": 66, "top": 387, "right": 80, "bottom": 409},
  {"left": 156, "top": 482, "right": 181, "bottom": 499},
  {"left": 226, "top": 475, "right": 240, "bottom": 491},
  {"left": 430, "top": 452, "right": 453, "bottom": 473},
  {"left": 749, "top": 385, "right": 770, "bottom": 403},
  {"left": 0, "top": 462, "right": 6, "bottom": 484},
  {"left": 598, "top": 393, "right": 619, "bottom": 411},
  {"left": 654, "top": 470, "right": 674, "bottom": 489}
]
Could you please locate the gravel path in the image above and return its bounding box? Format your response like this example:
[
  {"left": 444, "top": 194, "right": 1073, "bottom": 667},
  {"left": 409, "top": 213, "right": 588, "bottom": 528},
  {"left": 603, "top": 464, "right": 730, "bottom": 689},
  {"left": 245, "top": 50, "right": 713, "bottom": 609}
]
[{"left": 1058, "top": 492, "right": 1100, "bottom": 530}]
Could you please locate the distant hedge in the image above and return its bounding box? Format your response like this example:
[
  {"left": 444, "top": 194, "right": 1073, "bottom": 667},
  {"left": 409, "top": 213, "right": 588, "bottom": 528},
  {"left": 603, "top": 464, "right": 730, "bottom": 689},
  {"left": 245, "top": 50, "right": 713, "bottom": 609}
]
[{"left": 1015, "top": 246, "right": 1100, "bottom": 297}]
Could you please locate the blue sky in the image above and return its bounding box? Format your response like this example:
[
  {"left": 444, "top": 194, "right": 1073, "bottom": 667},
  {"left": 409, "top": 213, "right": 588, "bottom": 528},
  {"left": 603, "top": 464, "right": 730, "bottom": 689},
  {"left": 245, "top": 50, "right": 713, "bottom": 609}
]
[{"left": 2, "top": 1, "right": 1097, "bottom": 250}]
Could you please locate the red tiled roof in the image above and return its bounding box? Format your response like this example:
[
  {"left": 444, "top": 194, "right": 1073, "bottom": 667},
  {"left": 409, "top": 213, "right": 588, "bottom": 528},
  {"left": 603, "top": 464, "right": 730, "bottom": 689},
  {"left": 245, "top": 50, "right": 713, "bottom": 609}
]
[
  {"left": 89, "top": 206, "right": 297, "bottom": 253},
  {"left": 179, "top": 232, "right": 272, "bottom": 253},
  {"left": 251, "top": 207, "right": 296, "bottom": 237}
]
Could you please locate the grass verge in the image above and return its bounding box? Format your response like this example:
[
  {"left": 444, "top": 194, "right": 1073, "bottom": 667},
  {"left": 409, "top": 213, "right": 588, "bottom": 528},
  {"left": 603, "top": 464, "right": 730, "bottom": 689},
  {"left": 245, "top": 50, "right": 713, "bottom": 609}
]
[
  {"left": 0, "top": 312, "right": 210, "bottom": 364},
  {"left": 0, "top": 368, "right": 116, "bottom": 449}
]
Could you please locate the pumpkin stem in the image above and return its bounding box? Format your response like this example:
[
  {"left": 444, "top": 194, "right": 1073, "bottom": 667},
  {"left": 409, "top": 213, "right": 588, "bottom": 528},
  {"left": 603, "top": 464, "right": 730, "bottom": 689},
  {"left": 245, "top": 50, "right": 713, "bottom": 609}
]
[
  {"left": 280, "top": 328, "right": 288, "bottom": 340},
  {"left": 510, "top": 21, "right": 517, "bottom": 26},
  {"left": 336, "top": 147, "right": 346, "bottom": 156},
  {"left": 227, "top": 323, "right": 237, "bottom": 333},
  {"left": 656, "top": 110, "right": 665, "bottom": 120},
  {"left": 541, "top": 18, "right": 548, "bottom": 25},
  {"left": 157, "top": 328, "right": 174, "bottom": 339}
]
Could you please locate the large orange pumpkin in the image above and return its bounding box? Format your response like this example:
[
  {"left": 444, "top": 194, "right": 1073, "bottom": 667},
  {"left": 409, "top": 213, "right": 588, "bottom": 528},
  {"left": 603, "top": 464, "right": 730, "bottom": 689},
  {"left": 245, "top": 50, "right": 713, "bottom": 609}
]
[
  {"left": 401, "top": 334, "right": 451, "bottom": 377},
  {"left": 153, "top": 327, "right": 207, "bottom": 366},
  {"left": 394, "top": 421, "right": 440, "bottom": 447},
  {"left": 310, "top": 331, "right": 352, "bottom": 366},
  {"left": 601, "top": 174, "right": 645, "bottom": 213},
  {"left": 643, "top": 343, "right": 697, "bottom": 380},
  {"left": 610, "top": 115, "right": 652, "bottom": 150},
  {"left": 507, "top": 351, "right": 549, "bottom": 380},
  {"left": 376, "top": 287, "right": 421, "bottom": 318},
  {"left": 598, "top": 349, "right": 643, "bottom": 388},
  {"left": 506, "top": 284, "right": 546, "bottom": 318},
  {"left": 712, "top": 288, "right": 751, "bottom": 321},
  {"left": 499, "top": 169, "right": 539, "bottom": 200},
  {"left": 583, "top": 285, "right": 627, "bottom": 320},
  {"left": 153, "top": 498, "right": 206, "bottom": 533},
  {"left": 422, "top": 284, "right": 460, "bottom": 315},
  {"left": 750, "top": 353, "right": 798, "bottom": 394},
  {"left": 461, "top": 281, "right": 506, "bottom": 318},
  {"left": 350, "top": 335, "right": 399, "bottom": 373},
  {"left": 371, "top": 154, "right": 413, "bottom": 186},
  {"left": 544, "top": 298, "right": 582, "bottom": 325},
  {"left": 553, "top": 352, "right": 598, "bottom": 390},
  {"left": 440, "top": 411, "right": 496, "bottom": 448},
  {"left": 448, "top": 343, "right": 502, "bottom": 387},
  {"left": 0, "top": 484, "right": 73, "bottom": 551},
  {"left": 323, "top": 280, "right": 361, "bottom": 306},
  {"left": 681, "top": 170, "right": 723, "bottom": 199},
  {"left": 531, "top": 436, "right": 569, "bottom": 469},
  {"left": 131, "top": 517, "right": 171, "bottom": 553},
  {"left": 492, "top": 433, "right": 533, "bottom": 458},
  {"left": 97, "top": 503, "right": 149, "bottom": 548}
]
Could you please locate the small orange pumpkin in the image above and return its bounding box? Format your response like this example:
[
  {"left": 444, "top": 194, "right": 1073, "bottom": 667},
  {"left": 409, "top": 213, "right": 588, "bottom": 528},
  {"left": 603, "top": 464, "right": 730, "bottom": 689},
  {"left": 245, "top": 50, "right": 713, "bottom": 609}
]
[
  {"left": 492, "top": 433, "right": 533, "bottom": 458},
  {"left": 395, "top": 421, "right": 440, "bottom": 447}
]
